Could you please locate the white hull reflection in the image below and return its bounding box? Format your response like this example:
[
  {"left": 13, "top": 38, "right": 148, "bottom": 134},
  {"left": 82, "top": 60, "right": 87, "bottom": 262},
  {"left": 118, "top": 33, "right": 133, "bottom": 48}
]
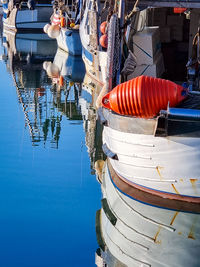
[
  {"left": 3, "top": 30, "right": 56, "bottom": 58},
  {"left": 96, "top": 160, "right": 200, "bottom": 267}
]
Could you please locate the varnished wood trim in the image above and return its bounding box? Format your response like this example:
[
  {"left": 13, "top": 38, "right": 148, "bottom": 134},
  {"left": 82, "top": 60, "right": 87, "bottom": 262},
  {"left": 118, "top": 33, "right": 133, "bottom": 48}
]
[{"left": 107, "top": 159, "right": 200, "bottom": 213}]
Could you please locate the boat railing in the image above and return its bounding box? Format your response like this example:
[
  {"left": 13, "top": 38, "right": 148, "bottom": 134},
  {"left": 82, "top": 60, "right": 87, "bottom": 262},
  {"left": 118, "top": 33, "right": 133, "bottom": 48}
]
[{"left": 160, "top": 107, "right": 200, "bottom": 122}]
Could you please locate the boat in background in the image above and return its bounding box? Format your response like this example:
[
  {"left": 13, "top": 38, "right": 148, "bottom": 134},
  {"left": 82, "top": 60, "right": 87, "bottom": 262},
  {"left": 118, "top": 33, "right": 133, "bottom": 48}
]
[
  {"left": 79, "top": 0, "right": 119, "bottom": 116},
  {"left": 79, "top": 0, "right": 109, "bottom": 84},
  {"left": 1, "top": 0, "right": 52, "bottom": 32},
  {"left": 95, "top": 160, "right": 200, "bottom": 267},
  {"left": 44, "top": 0, "right": 82, "bottom": 55}
]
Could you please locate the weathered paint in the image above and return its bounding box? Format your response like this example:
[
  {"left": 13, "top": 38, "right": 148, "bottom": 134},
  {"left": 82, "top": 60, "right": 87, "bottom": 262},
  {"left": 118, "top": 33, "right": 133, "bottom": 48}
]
[
  {"left": 190, "top": 179, "right": 198, "bottom": 194},
  {"left": 154, "top": 226, "right": 162, "bottom": 244},
  {"left": 170, "top": 211, "right": 179, "bottom": 226},
  {"left": 156, "top": 166, "right": 164, "bottom": 181},
  {"left": 188, "top": 216, "right": 198, "bottom": 240},
  {"left": 171, "top": 184, "right": 180, "bottom": 195},
  {"left": 103, "top": 121, "right": 200, "bottom": 197}
]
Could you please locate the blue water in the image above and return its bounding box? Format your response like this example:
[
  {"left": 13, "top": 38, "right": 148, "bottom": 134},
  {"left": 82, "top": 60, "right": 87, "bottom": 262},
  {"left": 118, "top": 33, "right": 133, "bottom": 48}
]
[{"left": 0, "top": 37, "right": 101, "bottom": 266}]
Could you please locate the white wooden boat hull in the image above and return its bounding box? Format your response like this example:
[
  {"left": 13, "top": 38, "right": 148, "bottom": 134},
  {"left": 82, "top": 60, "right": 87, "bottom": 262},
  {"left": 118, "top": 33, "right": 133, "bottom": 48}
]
[
  {"left": 99, "top": 108, "right": 200, "bottom": 212},
  {"left": 103, "top": 126, "right": 200, "bottom": 197},
  {"left": 99, "top": 160, "right": 200, "bottom": 266}
]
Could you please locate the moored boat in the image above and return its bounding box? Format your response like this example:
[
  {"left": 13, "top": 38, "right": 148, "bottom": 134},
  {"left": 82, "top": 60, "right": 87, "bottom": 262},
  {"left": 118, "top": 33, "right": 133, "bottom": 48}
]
[
  {"left": 1, "top": 0, "right": 52, "bottom": 32},
  {"left": 93, "top": 1, "right": 200, "bottom": 212},
  {"left": 99, "top": 103, "right": 200, "bottom": 213},
  {"left": 79, "top": 0, "right": 108, "bottom": 84},
  {"left": 44, "top": 0, "right": 82, "bottom": 55}
]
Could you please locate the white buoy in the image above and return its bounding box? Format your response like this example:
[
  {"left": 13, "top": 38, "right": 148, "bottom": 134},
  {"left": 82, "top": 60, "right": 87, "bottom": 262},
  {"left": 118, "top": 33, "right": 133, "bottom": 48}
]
[
  {"left": 43, "top": 23, "right": 51, "bottom": 34},
  {"left": 46, "top": 63, "right": 60, "bottom": 78},
  {"left": 47, "top": 25, "right": 60, "bottom": 39},
  {"left": 43, "top": 61, "right": 51, "bottom": 71}
]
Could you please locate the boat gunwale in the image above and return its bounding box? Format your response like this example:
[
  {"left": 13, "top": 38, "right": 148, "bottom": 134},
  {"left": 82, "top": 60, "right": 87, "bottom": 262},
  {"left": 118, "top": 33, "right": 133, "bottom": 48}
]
[{"left": 100, "top": 107, "right": 200, "bottom": 137}]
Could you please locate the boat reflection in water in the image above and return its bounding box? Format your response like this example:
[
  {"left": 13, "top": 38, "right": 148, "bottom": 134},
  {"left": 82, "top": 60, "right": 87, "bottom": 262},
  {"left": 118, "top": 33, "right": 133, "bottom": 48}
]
[
  {"left": 95, "top": 160, "right": 200, "bottom": 267},
  {"left": 79, "top": 73, "right": 105, "bottom": 176},
  {"left": 2, "top": 31, "right": 84, "bottom": 148},
  {"left": 43, "top": 47, "right": 86, "bottom": 123},
  {"left": 43, "top": 47, "right": 85, "bottom": 84}
]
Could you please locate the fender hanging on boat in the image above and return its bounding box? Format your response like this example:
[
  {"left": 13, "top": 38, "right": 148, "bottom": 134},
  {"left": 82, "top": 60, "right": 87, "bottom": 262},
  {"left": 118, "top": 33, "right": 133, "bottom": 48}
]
[
  {"left": 100, "top": 21, "right": 108, "bottom": 34},
  {"left": 60, "top": 17, "right": 66, "bottom": 28},
  {"left": 99, "top": 34, "right": 108, "bottom": 48},
  {"left": 102, "top": 75, "right": 188, "bottom": 118}
]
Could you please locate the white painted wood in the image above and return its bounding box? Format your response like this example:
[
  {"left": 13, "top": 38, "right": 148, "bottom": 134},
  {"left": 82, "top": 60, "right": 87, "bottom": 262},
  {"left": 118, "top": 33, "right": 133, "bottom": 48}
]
[{"left": 103, "top": 126, "right": 200, "bottom": 197}]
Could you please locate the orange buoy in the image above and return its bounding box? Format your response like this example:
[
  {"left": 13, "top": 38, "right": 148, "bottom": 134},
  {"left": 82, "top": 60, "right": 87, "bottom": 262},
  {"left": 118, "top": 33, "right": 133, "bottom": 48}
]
[
  {"left": 174, "top": 8, "right": 187, "bottom": 13},
  {"left": 99, "top": 34, "right": 108, "bottom": 48},
  {"left": 102, "top": 76, "right": 188, "bottom": 118},
  {"left": 59, "top": 76, "right": 64, "bottom": 87},
  {"left": 60, "top": 17, "right": 66, "bottom": 27},
  {"left": 100, "top": 21, "right": 107, "bottom": 34}
]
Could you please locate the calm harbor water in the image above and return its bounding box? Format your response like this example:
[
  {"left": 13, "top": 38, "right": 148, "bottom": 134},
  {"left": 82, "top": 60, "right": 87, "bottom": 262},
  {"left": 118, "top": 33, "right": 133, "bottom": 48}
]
[{"left": 0, "top": 30, "right": 101, "bottom": 266}]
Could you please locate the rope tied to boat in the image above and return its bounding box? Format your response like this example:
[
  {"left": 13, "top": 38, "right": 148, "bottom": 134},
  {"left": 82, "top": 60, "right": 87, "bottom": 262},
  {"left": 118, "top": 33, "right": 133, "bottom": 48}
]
[{"left": 125, "top": 0, "right": 140, "bottom": 21}]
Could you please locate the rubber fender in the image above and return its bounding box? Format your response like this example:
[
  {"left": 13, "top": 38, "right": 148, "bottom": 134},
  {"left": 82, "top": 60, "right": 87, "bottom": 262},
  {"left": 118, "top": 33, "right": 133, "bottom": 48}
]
[
  {"left": 60, "top": 17, "right": 66, "bottom": 28},
  {"left": 100, "top": 21, "right": 108, "bottom": 34},
  {"left": 102, "top": 75, "right": 188, "bottom": 118},
  {"left": 99, "top": 34, "right": 108, "bottom": 48}
]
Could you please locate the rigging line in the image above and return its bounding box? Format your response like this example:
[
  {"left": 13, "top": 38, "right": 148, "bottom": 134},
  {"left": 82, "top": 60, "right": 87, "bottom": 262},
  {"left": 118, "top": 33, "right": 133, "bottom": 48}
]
[{"left": 11, "top": 65, "right": 35, "bottom": 141}]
